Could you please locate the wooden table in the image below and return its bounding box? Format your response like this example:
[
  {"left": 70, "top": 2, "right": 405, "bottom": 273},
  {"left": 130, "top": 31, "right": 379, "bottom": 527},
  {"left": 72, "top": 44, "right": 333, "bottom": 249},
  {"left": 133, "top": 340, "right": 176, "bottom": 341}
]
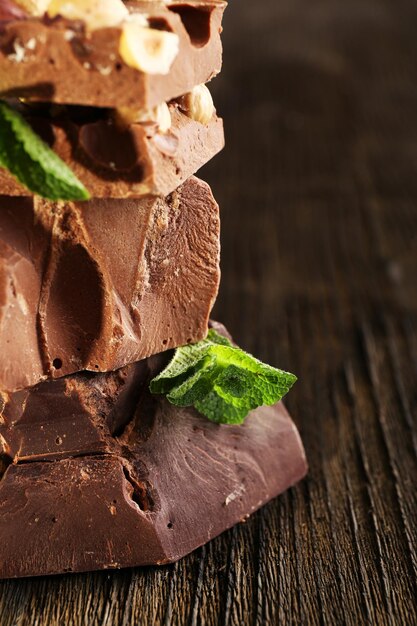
[{"left": 1, "top": 0, "right": 416, "bottom": 623}]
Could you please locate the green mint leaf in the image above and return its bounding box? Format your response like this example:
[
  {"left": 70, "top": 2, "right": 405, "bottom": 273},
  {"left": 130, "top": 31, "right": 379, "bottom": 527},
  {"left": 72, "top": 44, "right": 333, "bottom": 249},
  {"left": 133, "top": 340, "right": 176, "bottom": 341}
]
[
  {"left": 0, "top": 101, "right": 90, "bottom": 200},
  {"left": 150, "top": 329, "right": 297, "bottom": 424}
]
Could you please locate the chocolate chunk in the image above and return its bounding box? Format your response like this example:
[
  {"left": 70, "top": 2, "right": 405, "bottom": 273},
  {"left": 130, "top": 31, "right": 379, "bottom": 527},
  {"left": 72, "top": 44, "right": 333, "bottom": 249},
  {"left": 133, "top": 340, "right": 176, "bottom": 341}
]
[
  {"left": 0, "top": 345, "right": 307, "bottom": 578},
  {"left": 0, "top": 1, "right": 226, "bottom": 108},
  {"left": 0, "top": 176, "right": 220, "bottom": 393},
  {"left": 0, "top": 103, "right": 224, "bottom": 198},
  {"left": 0, "top": 360, "right": 150, "bottom": 462}
]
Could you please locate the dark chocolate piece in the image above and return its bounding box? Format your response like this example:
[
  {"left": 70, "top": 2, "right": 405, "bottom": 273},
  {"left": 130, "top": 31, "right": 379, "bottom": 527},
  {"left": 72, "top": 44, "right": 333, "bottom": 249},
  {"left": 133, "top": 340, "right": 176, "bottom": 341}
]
[
  {"left": 0, "top": 176, "right": 220, "bottom": 393},
  {"left": 0, "top": 103, "right": 224, "bottom": 198},
  {"left": 0, "top": 339, "right": 307, "bottom": 578},
  {"left": 0, "top": 1, "right": 226, "bottom": 109}
]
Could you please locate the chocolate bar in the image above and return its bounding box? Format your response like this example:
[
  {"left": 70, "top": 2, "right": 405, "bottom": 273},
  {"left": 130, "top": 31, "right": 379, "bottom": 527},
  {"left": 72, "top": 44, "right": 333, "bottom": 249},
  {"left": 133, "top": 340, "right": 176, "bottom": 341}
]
[
  {"left": 0, "top": 176, "right": 220, "bottom": 393},
  {"left": 0, "top": 102, "right": 224, "bottom": 198},
  {"left": 0, "top": 1, "right": 226, "bottom": 108},
  {"left": 0, "top": 340, "right": 307, "bottom": 578}
]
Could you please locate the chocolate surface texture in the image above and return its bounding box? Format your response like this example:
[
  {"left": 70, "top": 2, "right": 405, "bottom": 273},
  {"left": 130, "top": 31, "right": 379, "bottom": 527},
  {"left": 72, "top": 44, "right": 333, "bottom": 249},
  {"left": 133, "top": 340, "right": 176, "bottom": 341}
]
[
  {"left": 0, "top": 103, "right": 224, "bottom": 198},
  {"left": 0, "top": 1, "right": 226, "bottom": 108},
  {"left": 0, "top": 332, "right": 307, "bottom": 578},
  {"left": 0, "top": 176, "right": 220, "bottom": 393}
]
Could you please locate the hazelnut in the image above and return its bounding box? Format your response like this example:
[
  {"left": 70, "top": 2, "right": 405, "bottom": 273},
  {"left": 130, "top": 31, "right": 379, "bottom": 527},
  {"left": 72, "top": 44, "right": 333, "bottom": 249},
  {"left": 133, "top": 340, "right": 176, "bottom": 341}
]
[
  {"left": 115, "top": 102, "right": 172, "bottom": 133},
  {"left": 47, "top": 0, "right": 129, "bottom": 29},
  {"left": 153, "top": 102, "right": 172, "bottom": 133},
  {"left": 180, "top": 84, "right": 214, "bottom": 125},
  {"left": 119, "top": 23, "right": 179, "bottom": 75}
]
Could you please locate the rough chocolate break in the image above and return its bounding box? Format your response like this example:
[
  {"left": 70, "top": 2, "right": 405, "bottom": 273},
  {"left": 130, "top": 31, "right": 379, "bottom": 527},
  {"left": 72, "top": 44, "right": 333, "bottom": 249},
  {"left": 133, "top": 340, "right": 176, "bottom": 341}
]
[
  {"left": 0, "top": 176, "right": 220, "bottom": 393},
  {"left": 0, "top": 336, "right": 307, "bottom": 578}
]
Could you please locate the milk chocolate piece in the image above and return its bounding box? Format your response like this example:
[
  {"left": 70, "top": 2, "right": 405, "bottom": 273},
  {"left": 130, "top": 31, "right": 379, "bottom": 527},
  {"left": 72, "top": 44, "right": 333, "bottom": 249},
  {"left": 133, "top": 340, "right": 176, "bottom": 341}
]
[
  {"left": 0, "top": 338, "right": 307, "bottom": 578},
  {"left": 0, "top": 1, "right": 226, "bottom": 108},
  {"left": 0, "top": 176, "right": 220, "bottom": 393},
  {"left": 0, "top": 103, "right": 224, "bottom": 198}
]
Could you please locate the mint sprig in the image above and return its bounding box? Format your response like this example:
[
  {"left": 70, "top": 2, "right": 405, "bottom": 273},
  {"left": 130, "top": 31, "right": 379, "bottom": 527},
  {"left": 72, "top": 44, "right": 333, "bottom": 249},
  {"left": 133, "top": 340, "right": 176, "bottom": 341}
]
[
  {"left": 150, "top": 329, "right": 297, "bottom": 424},
  {"left": 0, "top": 101, "right": 90, "bottom": 200}
]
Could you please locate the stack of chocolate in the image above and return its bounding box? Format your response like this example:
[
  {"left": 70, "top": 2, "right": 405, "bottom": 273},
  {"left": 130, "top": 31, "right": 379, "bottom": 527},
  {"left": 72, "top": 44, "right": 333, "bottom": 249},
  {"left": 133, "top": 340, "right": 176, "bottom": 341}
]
[{"left": 0, "top": 0, "right": 307, "bottom": 578}]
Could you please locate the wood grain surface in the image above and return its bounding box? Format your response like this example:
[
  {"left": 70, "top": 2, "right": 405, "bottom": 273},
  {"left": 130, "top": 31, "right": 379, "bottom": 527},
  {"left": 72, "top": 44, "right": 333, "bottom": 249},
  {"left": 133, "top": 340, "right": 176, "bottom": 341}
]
[{"left": 1, "top": 0, "right": 417, "bottom": 623}]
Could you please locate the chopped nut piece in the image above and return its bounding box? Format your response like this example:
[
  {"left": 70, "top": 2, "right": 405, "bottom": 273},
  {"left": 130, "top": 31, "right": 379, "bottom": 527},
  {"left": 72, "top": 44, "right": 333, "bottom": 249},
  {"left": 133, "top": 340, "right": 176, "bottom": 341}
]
[
  {"left": 153, "top": 102, "right": 172, "bottom": 133},
  {"left": 14, "top": 0, "right": 49, "bottom": 16},
  {"left": 115, "top": 102, "right": 172, "bottom": 133},
  {"left": 119, "top": 23, "right": 179, "bottom": 75},
  {"left": 47, "top": 0, "right": 129, "bottom": 29},
  {"left": 156, "top": 102, "right": 171, "bottom": 133},
  {"left": 125, "top": 13, "right": 148, "bottom": 28},
  {"left": 180, "top": 84, "right": 214, "bottom": 125}
]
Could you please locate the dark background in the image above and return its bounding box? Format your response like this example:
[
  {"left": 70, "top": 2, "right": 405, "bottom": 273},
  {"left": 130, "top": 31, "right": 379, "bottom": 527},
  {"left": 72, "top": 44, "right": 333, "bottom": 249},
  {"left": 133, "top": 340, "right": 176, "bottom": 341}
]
[{"left": 1, "top": 0, "right": 417, "bottom": 623}]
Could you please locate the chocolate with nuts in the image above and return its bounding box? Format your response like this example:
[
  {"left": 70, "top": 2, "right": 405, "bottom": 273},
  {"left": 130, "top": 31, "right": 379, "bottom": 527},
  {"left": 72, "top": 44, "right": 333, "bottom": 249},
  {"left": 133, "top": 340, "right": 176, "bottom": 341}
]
[
  {"left": 0, "top": 1, "right": 226, "bottom": 108},
  {"left": 0, "top": 175, "right": 220, "bottom": 393},
  {"left": 0, "top": 100, "right": 224, "bottom": 198}
]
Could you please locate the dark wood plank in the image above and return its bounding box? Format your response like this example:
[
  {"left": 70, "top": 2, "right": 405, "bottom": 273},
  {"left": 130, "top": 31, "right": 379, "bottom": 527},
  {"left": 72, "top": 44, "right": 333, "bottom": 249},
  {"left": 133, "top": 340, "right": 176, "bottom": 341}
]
[{"left": 1, "top": 0, "right": 417, "bottom": 623}]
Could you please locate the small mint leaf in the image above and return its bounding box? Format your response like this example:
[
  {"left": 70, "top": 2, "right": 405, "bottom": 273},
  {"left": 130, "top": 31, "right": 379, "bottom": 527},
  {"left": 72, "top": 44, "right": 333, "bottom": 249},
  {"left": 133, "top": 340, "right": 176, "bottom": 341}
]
[
  {"left": 195, "top": 392, "right": 247, "bottom": 425},
  {"left": 166, "top": 355, "right": 217, "bottom": 406},
  {"left": 217, "top": 365, "right": 251, "bottom": 397},
  {"left": 150, "top": 329, "right": 297, "bottom": 424},
  {"left": 0, "top": 101, "right": 90, "bottom": 200},
  {"left": 206, "top": 328, "right": 232, "bottom": 347}
]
